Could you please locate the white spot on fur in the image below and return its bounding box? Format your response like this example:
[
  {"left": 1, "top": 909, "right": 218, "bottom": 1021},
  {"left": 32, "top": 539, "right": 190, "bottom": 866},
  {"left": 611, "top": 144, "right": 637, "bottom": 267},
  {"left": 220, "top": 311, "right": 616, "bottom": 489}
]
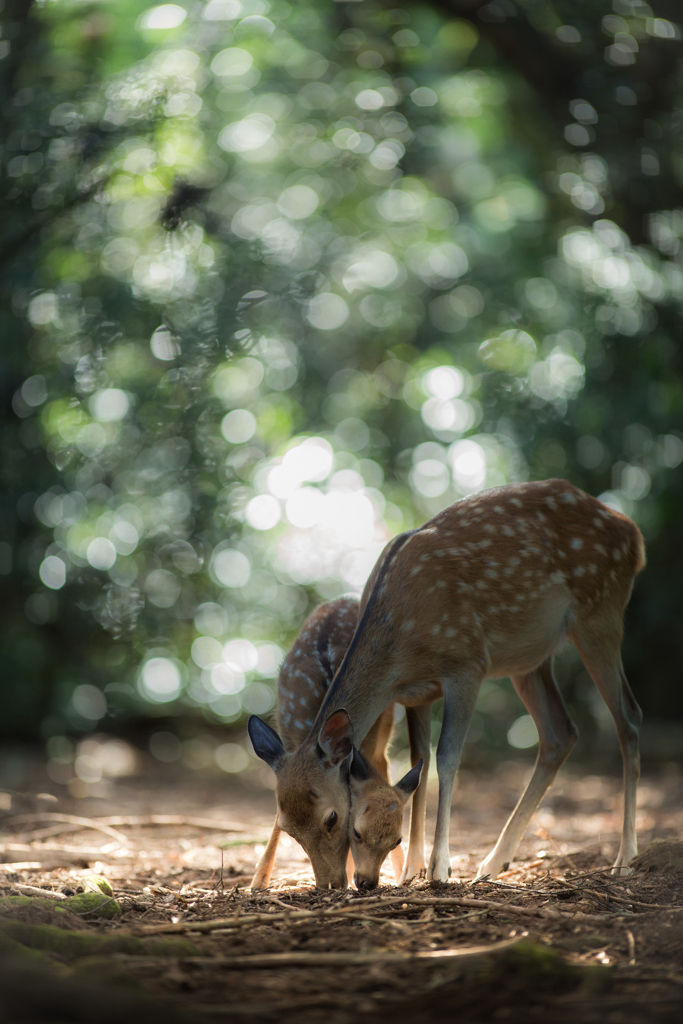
[
  {"left": 612, "top": 548, "right": 622, "bottom": 561},
  {"left": 571, "top": 538, "right": 583, "bottom": 550},
  {"left": 573, "top": 566, "right": 585, "bottom": 577},
  {"left": 549, "top": 571, "right": 566, "bottom": 584}
]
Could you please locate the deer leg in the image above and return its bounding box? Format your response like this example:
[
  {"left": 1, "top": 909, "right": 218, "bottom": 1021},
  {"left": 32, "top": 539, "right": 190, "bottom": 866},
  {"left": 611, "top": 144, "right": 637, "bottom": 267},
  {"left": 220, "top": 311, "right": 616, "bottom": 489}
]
[
  {"left": 572, "top": 636, "right": 642, "bottom": 872},
  {"left": 390, "top": 843, "right": 405, "bottom": 883},
  {"left": 251, "top": 815, "right": 281, "bottom": 890},
  {"left": 477, "top": 658, "right": 578, "bottom": 880},
  {"left": 359, "top": 706, "right": 405, "bottom": 882},
  {"left": 401, "top": 703, "right": 431, "bottom": 883},
  {"left": 346, "top": 847, "right": 355, "bottom": 884},
  {"left": 428, "top": 679, "right": 478, "bottom": 883},
  {"left": 360, "top": 705, "right": 395, "bottom": 783}
]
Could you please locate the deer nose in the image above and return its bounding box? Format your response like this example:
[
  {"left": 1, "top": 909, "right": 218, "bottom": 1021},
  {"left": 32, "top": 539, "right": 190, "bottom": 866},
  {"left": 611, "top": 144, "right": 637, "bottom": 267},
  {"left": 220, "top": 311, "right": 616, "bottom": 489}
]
[{"left": 355, "top": 876, "right": 378, "bottom": 892}]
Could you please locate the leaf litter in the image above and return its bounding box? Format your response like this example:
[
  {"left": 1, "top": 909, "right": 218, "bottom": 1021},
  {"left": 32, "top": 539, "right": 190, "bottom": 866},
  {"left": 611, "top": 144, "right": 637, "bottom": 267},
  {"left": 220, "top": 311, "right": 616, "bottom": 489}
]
[{"left": 1, "top": 762, "right": 683, "bottom": 1023}]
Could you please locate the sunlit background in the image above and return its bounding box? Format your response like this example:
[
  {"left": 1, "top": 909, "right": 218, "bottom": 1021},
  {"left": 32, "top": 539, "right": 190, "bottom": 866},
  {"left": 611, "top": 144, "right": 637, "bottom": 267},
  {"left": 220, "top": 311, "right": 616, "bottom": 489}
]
[{"left": 2, "top": 0, "right": 683, "bottom": 792}]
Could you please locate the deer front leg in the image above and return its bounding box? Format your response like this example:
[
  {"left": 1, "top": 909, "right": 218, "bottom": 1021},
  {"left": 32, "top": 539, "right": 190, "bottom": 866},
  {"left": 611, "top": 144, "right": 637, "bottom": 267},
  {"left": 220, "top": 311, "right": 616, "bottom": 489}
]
[
  {"left": 251, "top": 815, "right": 281, "bottom": 890},
  {"left": 428, "top": 679, "right": 478, "bottom": 883},
  {"left": 401, "top": 703, "right": 431, "bottom": 883}
]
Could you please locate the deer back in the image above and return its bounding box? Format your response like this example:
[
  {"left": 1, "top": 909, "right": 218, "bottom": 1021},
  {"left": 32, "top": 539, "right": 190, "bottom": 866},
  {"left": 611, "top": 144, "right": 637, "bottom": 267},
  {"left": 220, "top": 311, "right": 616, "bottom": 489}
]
[
  {"left": 325, "top": 479, "right": 645, "bottom": 730},
  {"left": 277, "top": 597, "right": 359, "bottom": 752}
]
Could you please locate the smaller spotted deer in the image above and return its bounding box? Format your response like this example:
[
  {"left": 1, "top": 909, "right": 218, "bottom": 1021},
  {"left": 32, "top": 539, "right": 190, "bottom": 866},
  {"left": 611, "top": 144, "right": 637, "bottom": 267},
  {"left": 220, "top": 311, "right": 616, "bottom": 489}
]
[
  {"left": 251, "top": 480, "right": 646, "bottom": 886},
  {"left": 250, "top": 598, "right": 424, "bottom": 890}
]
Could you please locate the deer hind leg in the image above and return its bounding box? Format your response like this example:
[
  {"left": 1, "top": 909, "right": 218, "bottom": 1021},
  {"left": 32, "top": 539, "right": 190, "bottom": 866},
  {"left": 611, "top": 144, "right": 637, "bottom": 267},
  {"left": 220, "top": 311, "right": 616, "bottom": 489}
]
[
  {"left": 401, "top": 703, "right": 432, "bottom": 884},
  {"left": 477, "top": 658, "right": 578, "bottom": 880},
  {"left": 572, "top": 631, "right": 642, "bottom": 873},
  {"left": 428, "top": 677, "right": 479, "bottom": 883},
  {"left": 251, "top": 815, "right": 281, "bottom": 890}
]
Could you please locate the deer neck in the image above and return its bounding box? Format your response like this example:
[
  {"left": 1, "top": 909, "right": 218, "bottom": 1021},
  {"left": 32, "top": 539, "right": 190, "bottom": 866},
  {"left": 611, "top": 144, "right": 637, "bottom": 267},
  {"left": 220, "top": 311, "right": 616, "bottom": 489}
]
[{"left": 317, "top": 628, "right": 399, "bottom": 744}]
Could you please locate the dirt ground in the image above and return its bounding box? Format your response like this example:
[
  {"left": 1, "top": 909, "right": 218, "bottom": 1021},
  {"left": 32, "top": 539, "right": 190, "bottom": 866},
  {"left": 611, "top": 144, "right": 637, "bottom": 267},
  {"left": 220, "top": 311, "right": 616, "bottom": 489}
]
[{"left": 1, "top": 755, "right": 683, "bottom": 1023}]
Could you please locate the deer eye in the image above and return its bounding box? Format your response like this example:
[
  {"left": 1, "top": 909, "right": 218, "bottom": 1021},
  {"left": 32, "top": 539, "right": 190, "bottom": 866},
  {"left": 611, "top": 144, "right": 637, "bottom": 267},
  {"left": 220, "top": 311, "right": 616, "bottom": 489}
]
[
  {"left": 353, "top": 828, "right": 361, "bottom": 841},
  {"left": 326, "top": 811, "right": 338, "bottom": 831}
]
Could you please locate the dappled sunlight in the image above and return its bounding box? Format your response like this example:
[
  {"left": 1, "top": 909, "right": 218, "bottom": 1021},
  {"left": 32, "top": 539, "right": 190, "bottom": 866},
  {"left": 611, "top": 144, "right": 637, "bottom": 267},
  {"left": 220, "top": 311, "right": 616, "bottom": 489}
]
[{"left": 3, "top": 0, "right": 682, "bottom": 742}]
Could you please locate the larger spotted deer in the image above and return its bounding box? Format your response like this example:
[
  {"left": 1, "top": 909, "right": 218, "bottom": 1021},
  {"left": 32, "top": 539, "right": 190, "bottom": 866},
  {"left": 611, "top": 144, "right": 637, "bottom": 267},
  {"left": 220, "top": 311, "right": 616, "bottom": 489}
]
[
  {"left": 250, "top": 479, "right": 645, "bottom": 884},
  {"left": 250, "top": 598, "right": 425, "bottom": 890}
]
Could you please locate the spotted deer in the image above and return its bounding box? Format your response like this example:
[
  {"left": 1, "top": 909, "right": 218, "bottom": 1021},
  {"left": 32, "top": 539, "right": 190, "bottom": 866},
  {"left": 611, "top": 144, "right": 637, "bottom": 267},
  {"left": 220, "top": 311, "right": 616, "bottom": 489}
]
[
  {"left": 250, "top": 598, "right": 424, "bottom": 890},
  {"left": 250, "top": 479, "right": 645, "bottom": 884}
]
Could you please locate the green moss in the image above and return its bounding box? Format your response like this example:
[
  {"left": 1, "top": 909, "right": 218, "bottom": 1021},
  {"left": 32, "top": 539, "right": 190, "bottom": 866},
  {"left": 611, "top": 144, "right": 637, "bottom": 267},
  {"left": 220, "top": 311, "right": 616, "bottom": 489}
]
[
  {"left": 0, "top": 893, "right": 121, "bottom": 920},
  {"left": 0, "top": 896, "right": 62, "bottom": 915},
  {"left": 64, "top": 892, "right": 121, "bottom": 919},
  {"left": 501, "top": 940, "right": 578, "bottom": 985},
  {"left": 82, "top": 875, "right": 115, "bottom": 898},
  {"left": 495, "top": 940, "right": 611, "bottom": 993},
  {"left": 142, "top": 936, "right": 198, "bottom": 957},
  {"left": 0, "top": 920, "right": 197, "bottom": 960},
  {"left": 0, "top": 929, "right": 55, "bottom": 964}
]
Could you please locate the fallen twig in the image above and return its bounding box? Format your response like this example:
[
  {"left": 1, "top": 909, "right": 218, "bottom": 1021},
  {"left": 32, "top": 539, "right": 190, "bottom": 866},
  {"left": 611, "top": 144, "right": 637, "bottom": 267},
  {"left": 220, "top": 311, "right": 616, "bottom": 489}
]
[
  {"left": 11, "top": 884, "right": 67, "bottom": 900},
  {"left": 581, "top": 888, "right": 683, "bottom": 911},
  {"left": 0, "top": 844, "right": 129, "bottom": 865},
  {"left": 1, "top": 813, "right": 129, "bottom": 845},
  {"left": 6, "top": 815, "right": 250, "bottom": 845},
  {"left": 131, "top": 892, "right": 605, "bottom": 935},
  {"left": 353, "top": 894, "right": 607, "bottom": 922},
  {"left": 98, "top": 815, "right": 248, "bottom": 832},
  {"left": 118, "top": 934, "right": 522, "bottom": 968},
  {"left": 626, "top": 928, "right": 636, "bottom": 966},
  {"left": 0, "top": 861, "right": 43, "bottom": 871}
]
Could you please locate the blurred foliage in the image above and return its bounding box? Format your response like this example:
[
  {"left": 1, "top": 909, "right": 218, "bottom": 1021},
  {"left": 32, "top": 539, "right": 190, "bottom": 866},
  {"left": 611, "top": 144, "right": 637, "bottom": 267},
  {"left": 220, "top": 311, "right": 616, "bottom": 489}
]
[{"left": 1, "top": 0, "right": 683, "bottom": 764}]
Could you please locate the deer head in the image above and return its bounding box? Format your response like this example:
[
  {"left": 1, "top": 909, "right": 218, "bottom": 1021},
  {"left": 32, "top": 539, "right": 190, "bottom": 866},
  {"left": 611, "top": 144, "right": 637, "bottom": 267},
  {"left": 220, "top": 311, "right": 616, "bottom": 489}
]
[
  {"left": 248, "top": 709, "right": 354, "bottom": 889},
  {"left": 348, "top": 750, "right": 423, "bottom": 890}
]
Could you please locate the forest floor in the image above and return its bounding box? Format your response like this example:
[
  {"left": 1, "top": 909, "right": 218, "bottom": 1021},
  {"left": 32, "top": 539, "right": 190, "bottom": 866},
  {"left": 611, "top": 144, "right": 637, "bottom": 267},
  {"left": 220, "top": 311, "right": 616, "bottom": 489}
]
[{"left": 1, "top": 756, "right": 683, "bottom": 1023}]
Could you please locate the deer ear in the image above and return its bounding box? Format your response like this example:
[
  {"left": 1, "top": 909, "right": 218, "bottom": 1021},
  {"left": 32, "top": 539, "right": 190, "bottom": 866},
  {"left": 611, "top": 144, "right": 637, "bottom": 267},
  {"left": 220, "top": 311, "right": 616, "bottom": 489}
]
[
  {"left": 318, "top": 709, "right": 354, "bottom": 766},
  {"left": 248, "top": 716, "right": 285, "bottom": 771},
  {"left": 394, "top": 758, "right": 423, "bottom": 800},
  {"left": 349, "top": 747, "right": 372, "bottom": 782}
]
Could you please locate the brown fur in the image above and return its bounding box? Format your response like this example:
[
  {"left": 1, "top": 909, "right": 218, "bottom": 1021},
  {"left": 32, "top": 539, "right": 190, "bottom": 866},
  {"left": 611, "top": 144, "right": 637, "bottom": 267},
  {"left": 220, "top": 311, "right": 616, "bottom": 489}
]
[
  {"left": 252, "top": 599, "right": 418, "bottom": 889},
  {"left": 265, "top": 480, "right": 645, "bottom": 886}
]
